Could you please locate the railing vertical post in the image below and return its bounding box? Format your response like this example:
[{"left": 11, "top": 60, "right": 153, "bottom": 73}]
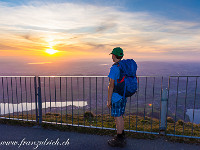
[
  {"left": 34, "top": 77, "right": 38, "bottom": 123},
  {"left": 160, "top": 88, "right": 168, "bottom": 135},
  {"left": 38, "top": 77, "right": 42, "bottom": 125}
]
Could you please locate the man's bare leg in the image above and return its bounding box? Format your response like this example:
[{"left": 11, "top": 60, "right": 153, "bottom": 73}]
[
  {"left": 108, "top": 116, "right": 126, "bottom": 147},
  {"left": 115, "top": 116, "right": 124, "bottom": 134}
]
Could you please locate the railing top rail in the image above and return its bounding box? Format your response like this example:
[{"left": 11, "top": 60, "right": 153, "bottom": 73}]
[
  {"left": 137, "top": 76, "right": 161, "bottom": 77},
  {"left": 38, "top": 75, "right": 161, "bottom": 78},
  {"left": 1, "top": 75, "right": 199, "bottom": 78},
  {"left": 38, "top": 76, "right": 108, "bottom": 78},
  {"left": 0, "top": 76, "right": 36, "bottom": 78},
  {"left": 170, "top": 76, "right": 200, "bottom": 77}
]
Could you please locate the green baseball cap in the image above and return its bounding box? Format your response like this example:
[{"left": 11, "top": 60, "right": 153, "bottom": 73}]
[{"left": 110, "top": 47, "right": 124, "bottom": 56}]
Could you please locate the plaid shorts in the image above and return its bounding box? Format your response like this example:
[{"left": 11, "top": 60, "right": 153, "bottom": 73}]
[{"left": 111, "top": 98, "right": 127, "bottom": 117}]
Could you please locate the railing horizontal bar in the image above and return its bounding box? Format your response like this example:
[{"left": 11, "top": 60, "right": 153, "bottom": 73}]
[
  {"left": 0, "top": 117, "right": 36, "bottom": 122},
  {"left": 0, "top": 76, "right": 35, "bottom": 78},
  {"left": 41, "top": 121, "right": 159, "bottom": 135},
  {"left": 1, "top": 75, "right": 199, "bottom": 78},
  {"left": 136, "top": 76, "right": 161, "bottom": 77},
  {"left": 166, "top": 134, "right": 200, "bottom": 139},
  {"left": 3, "top": 118, "right": 200, "bottom": 139},
  {"left": 0, "top": 75, "right": 163, "bottom": 78},
  {"left": 39, "top": 76, "right": 108, "bottom": 78},
  {"left": 170, "top": 76, "right": 200, "bottom": 77},
  {"left": 39, "top": 75, "right": 160, "bottom": 78}
]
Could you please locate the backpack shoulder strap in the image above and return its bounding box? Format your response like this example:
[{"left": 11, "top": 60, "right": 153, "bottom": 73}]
[{"left": 112, "top": 60, "right": 121, "bottom": 66}]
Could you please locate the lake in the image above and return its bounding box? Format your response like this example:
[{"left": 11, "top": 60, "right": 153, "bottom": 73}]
[
  {"left": 0, "top": 101, "right": 88, "bottom": 115},
  {"left": 186, "top": 109, "right": 200, "bottom": 124}
]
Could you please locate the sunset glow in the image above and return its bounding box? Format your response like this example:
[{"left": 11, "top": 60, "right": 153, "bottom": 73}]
[{"left": 45, "top": 49, "right": 58, "bottom": 55}]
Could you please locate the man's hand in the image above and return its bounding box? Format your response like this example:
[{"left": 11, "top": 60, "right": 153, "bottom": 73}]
[{"left": 107, "top": 100, "right": 111, "bottom": 109}]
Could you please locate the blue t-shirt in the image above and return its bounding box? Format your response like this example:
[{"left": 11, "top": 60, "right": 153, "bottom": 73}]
[{"left": 108, "top": 64, "right": 123, "bottom": 103}]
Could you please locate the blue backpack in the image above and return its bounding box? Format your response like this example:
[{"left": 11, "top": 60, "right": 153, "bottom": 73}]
[{"left": 113, "top": 59, "right": 137, "bottom": 98}]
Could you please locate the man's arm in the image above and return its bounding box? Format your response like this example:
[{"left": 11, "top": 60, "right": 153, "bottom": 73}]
[{"left": 107, "top": 78, "right": 115, "bottom": 108}]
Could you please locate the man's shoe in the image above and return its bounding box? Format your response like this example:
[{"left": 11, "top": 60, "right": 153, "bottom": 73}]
[
  {"left": 122, "top": 131, "right": 126, "bottom": 139},
  {"left": 108, "top": 136, "right": 126, "bottom": 147}
]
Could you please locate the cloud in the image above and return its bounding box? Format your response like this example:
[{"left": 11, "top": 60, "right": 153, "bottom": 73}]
[
  {"left": 84, "top": 42, "right": 106, "bottom": 49},
  {"left": 95, "top": 21, "right": 117, "bottom": 33},
  {"left": 27, "top": 62, "right": 52, "bottom": 65},
  {"left": 100, "top": 64, "right": 109, "bottom": 66},
  {"left": 0, "top": 44, "right": 20, "bottom": 50},
  {"left": 0, "top": 1, "right": 200, "bottom": 61}
]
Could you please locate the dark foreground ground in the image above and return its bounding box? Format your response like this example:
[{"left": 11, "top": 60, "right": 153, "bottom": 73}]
[{"left": 0, "top": 124, "right": 199, "bottom": 150}]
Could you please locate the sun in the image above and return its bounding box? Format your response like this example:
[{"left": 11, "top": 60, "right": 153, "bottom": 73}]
[{"left": 45, "top": 49, "right": 58, "bottom": 55}]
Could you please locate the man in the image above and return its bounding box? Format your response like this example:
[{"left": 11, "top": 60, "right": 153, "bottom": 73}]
[{"left": 107, "top": 47, "right": 127, "bottom": 147}]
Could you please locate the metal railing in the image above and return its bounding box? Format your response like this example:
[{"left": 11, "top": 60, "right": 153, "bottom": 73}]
[
  {"left": 0, "top": 76, "right": 200, "bottom": 139},
  {"left": 0, "top": 76, "right": 38, "bottom": 122},
  {"left": 166, "top": 76, "right": 200, "bottom": 138}
]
